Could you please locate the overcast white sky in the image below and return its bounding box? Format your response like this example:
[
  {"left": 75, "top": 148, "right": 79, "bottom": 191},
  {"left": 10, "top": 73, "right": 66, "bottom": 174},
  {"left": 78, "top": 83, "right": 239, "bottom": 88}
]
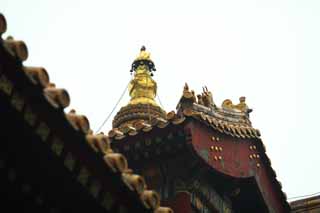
[{"left": 2, "top": 0, "right": 320, "bottom": 201}]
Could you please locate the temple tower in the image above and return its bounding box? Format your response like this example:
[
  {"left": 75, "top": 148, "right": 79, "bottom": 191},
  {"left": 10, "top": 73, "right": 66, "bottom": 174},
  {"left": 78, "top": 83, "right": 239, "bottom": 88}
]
[{"left": 109, "top": 48, "right": 290, "bottom": 212}]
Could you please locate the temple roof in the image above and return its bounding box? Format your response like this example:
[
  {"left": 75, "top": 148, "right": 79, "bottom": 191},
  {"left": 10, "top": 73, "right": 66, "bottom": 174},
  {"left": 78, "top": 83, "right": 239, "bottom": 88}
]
[
  {"left": 110, "top": 82, "right": 260, "bottom": 140},
  {"left": 0, "top": 13, "right": 172, "bottom": 213},
  {"left": 290, "top": 195, "right": 320, "bottom": 212},
  {"left": 108, "top": 83, "right": 289, "bottom": 212},
  {"left": 109, "top": 110, "right": 289, "bottom": 211}
]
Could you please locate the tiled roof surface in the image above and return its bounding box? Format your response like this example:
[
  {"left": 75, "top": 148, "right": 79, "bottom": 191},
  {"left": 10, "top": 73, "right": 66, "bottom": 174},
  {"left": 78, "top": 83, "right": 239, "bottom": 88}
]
[
  {"left": 0, "top": 13, "right": 172, "bottom": 213},
  {"left": 108, "top": 109, "right": 260, "bottom": 141},
  {"left": 290, "top": 195, "right": 320, "bottom": 212},
  {"left": 108, "top": 85, "right": 261, "bottom": 140},
  {"left": 108, "top": 106, "right": 290, "bottom": 211}
]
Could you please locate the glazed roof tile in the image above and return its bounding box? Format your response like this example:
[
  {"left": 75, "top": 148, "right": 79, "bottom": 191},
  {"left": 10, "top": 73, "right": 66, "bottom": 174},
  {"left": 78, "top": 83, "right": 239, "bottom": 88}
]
[
  {"left": 0, "top": 13, "right": 172, "bottom": 213},
  {"left": 108, "top": 101, "right": 290, "bottom": 211},
  {"left": 290, "top": 195, "right": 320, "bottom": 212},
  {"left": 108, "top": 109, "right": 261, "bottom": 141}
]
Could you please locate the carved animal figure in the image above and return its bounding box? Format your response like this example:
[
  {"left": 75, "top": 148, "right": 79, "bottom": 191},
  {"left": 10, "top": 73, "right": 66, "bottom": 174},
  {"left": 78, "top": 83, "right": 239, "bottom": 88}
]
[{"left": 201, "top": 86, "right": 215, "bottom": 108}]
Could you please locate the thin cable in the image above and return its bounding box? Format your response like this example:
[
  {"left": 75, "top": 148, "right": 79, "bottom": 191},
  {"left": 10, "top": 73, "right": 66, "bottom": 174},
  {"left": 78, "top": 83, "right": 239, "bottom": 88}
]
[
  {"left": 156, "top": 93, "right": 165, "bottom": 109},
  {"left": 95, "top": 80, "right": 130, "bottom": 133},
  {"left": 288, "top": 191, "right": 320, "bottom": 200}
]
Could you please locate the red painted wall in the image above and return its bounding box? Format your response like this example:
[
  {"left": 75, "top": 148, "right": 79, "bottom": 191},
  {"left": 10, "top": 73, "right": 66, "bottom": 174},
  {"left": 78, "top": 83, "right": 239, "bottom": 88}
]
[
  {"left": 185, "top": 121, "right": 286, "bottom": 213},
  {"left": 163, "top": 192, "right": 193, "bottom": 213}
]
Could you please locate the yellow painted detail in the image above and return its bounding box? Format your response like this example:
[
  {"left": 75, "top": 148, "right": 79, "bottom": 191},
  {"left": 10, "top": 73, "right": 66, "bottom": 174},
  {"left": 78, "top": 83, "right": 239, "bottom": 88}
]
[{"left": 128, "top": 64, "right": 158, "bottom": 106}]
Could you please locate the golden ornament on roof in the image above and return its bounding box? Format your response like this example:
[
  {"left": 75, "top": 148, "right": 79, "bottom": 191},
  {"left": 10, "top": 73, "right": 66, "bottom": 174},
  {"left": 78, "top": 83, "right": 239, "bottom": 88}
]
[
  {"left": 128, "top": 46, "right": 158, "bottom": 106},
  {"left": 112, "top": 46, "right": 166, "bottom": 128},
  {"left": 135, "top": 46, "right": 151, "bottom": 61}
]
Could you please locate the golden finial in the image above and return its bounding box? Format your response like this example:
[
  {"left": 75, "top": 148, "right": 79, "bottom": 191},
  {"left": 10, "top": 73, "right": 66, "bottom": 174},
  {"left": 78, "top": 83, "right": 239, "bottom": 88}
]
[
  {"left": 128, "top": 47, "right": 158, "bottom": 106},
  {"left": 135, "top": 46, "right": 151, "bottom": 61},
  {"left": 112, "top": 47, "right": 166, "bottom": 128},
  {"left": 130, "top": 46, "right": 156, "bottom": 76}
]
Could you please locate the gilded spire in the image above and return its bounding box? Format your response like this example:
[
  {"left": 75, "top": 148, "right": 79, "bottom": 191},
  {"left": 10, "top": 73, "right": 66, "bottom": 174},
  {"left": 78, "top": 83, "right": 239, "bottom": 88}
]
[
  {"left": 135, "top": 46, "right": 151, "bottom": 60},
  {"left": 128, "top": 46, "right": 158, "bottom": 106},
  {"left": 112, "top": 47, "right": 166, "bottom": 128}
]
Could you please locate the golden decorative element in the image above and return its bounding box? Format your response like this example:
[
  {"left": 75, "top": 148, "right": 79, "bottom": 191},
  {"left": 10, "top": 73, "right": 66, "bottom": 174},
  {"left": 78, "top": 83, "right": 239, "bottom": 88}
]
[
  {"left": 234, "top": 96, "right": 249, "bottom": 112},
  {"left": 222, "top": 99, "right": 234, "bottom": 110},
  {"left": 51, "top": 137, "right": 64, "bottom": 156},
  {"left": 210, "top": 146, "right": 214, "bottom": 151},
  {"left": 211, "top": 136, "right": 216, "bottom": 141},
  {"left": 0, "top": 75, "right": 13, "bottom": 95},
  {"left": 197, "top": 94, "right": 204, "bottom": 105},
  {"left": 218, "top": 156, "right": 222, "bottom": 160},
  {"left": 64, "top": 152, "right": 76, "bottom": 171},
  {"left": 11, "top": 91, "right": 25, "bottom": 111},
  {"left": 128, "top": 64, "right": 157, "bottom": 106},
  {"left": 129, "top": 47, "right": 157, "bottom": 106},
  {"left": 77, "top": 166, "right": 90, "bottom": 186},
  {"left": 222, "top": 96, "right": 251, "bottom": 113},
  {"left": 35, "top": 122, "right": 50, "bottom": 141},
  {"left": 253, "top": 145, "right": 257, "bottom": 149},
  {"left": 182, "top": 83, "right": 194, "bottom": 99},
  {"left": 219, "top": 147, "right": 223, "bottom": 151},
  {"left": 249, "top": 155, "right": 253, "bottom": 159},
  {"left": 257, "top": 163, "right": 261, "bottom": 168},
  {"left": 214, "top": 156, "right": 218, "bottom": 161},
  {"left": 135, "top": 46, "right": 151, "bottom": 61},
  {"left": 112, "top": 47, "right": 166, "bottom": 128},
  {"left": 201, "top": 86, "right": 215, "bottom": 108}
]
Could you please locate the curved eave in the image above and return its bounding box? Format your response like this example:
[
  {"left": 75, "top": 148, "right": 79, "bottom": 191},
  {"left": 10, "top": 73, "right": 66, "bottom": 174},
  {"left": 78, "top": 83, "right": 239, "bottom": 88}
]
[
  {"left": 0, "top": 14, "right": 172, "bottom": 213},
  {"left": 109, "top": 110, "right": 290, "bottom": 212}
]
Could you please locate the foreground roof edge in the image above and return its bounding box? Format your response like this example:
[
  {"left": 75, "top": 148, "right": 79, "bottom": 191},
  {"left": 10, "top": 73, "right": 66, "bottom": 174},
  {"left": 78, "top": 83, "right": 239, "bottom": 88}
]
[{"left": 0, "top": 13, "right": 173, "bottom": 213}]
